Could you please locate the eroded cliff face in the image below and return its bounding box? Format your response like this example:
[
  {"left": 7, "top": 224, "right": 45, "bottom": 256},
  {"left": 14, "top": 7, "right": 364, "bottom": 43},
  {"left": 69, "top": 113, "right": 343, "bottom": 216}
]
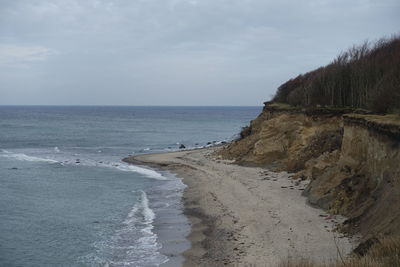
[
  {"left": 306, "top": 118, "right": 400, "bottom": 240},
  {"left": 217, "top": 104, "right": 400, "bottom": 243},
  {"left": 218, "top": 107, "right": 343, "bottom": 171}
]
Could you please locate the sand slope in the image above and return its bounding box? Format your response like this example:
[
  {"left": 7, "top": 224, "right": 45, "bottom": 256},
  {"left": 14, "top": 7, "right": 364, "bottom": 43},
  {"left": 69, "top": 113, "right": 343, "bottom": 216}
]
[{"left": 124, "top": 148, "right": 356, "bottom": 267}]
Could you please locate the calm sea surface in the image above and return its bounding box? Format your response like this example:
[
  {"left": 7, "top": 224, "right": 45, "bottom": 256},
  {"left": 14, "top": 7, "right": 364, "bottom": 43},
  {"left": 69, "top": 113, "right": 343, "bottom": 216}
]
[{"left": 0, "top": 106, "right": 261, "bottom": 267}]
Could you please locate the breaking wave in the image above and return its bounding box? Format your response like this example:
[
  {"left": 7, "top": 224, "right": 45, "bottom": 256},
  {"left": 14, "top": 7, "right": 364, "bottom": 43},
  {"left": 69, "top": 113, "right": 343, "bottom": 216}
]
[
  {"left": 81, "top": 190, "right": 168, "bottom": 267},
  {"left": 0, "top": 150, "right": 59, "bottom": 163}
]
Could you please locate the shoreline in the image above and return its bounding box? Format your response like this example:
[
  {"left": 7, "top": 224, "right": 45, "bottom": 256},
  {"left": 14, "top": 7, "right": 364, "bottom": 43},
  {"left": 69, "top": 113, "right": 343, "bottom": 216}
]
[
  {"left": 124, "top": 149, "right": 216, "bottom": 266},
  {"left": 124, "top": 148, "right": 357, "bottom": 266}
]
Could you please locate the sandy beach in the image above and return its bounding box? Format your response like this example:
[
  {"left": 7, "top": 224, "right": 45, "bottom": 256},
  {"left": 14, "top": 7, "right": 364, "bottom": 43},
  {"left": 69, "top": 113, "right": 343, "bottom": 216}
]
[{"left": 124, "top": 148, "right": 356, "bottom": 267}]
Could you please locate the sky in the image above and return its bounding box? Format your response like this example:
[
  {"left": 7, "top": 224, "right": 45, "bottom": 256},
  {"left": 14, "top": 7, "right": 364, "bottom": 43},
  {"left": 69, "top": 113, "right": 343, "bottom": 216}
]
[{"left": 0, "top": 0, "right": 399, "bottom": 106}]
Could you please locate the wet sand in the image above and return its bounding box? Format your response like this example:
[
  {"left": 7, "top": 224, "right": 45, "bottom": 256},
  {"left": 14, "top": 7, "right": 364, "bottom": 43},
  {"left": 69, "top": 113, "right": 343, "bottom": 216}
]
[{"left": 124, "top": 148, "right": 356, "bottom": 266}]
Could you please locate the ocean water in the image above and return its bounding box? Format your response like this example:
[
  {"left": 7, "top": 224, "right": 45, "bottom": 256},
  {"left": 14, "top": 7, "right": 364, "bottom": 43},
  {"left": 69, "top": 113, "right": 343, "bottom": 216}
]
[{"left": 0, "top": 106, "right": 261, "bottom": 267}]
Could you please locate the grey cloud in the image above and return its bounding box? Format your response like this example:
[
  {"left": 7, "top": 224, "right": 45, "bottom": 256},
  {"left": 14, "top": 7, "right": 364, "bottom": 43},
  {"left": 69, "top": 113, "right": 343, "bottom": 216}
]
[{"left": 0, "top": 0, "right": 399, "bottom": 105}]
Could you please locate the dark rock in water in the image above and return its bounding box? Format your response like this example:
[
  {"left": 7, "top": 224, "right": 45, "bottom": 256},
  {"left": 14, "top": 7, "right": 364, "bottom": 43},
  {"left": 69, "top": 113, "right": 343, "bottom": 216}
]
[
  {"left": 179, "top": 144, "right": 186, "bottom": 149},
  {"left": 11, "top": 167, "right": 18, "bottom": 170},
  {"left": 92, "top": 221, "right": 100, "bottom": 224},
  {"left": 221, "top": 141, "right": 227, "bottom": 144},
  {"left": 76, "top": 159, "right": 80, "bottom": 164},
  {"left": 195, "top": 143, "right": 199, "bottom": 146},
  {"left": 99, "top": 161, "right": 103, "bottom": 163},
  {"left": 212, "top": 141, "right": 217, "bottom": 143},
  {"left": 207, "top": 142, "right": 212, "bottom": 145}
]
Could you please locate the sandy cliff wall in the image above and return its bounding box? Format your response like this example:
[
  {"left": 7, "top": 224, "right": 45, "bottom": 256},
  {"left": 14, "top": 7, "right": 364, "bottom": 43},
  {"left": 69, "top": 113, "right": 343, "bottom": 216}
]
[
  {"left": 218, "top": 106, "right": 343, "bottom": 171},
  {"left": 305, "top": 118, "right": 400, "bottom": 240},
  {"left": 218, "top": 104, "right": 400, "bottom": 245}
]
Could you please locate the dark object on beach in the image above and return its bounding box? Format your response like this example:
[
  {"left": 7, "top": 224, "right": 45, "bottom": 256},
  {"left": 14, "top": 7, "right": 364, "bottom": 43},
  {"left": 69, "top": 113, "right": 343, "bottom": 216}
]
[
  {"left": 221, "top": 141, "right": 227, "bottom": 144},
  {"left": 11, "top": 167, "right": 18, "bottom": 170},
  {"left": 179, "top": 144, "right": 186, "bottom": 149}
]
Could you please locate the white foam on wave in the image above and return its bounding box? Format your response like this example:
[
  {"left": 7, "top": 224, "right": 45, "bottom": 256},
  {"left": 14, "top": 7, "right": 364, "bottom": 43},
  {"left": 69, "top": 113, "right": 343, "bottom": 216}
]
[
  {"left": 119, "top": 190, "right": 167, "bottom": 265},
  {"left": 47, "top": 153, "right": 166, "bottom": 180},
  {"left": 0, "top": 150, "right": 59, "bottom": 164},
  {"left": 141, "top": 190, "right": 156, "bottom": 224},
  {"left": 72, "top": 159, "right": 166, "bottom": 180},
  {"left": 113, "top": 164, "right": 166, "bottom": 180},
  {"left": 81, "top": 190, "right": 168, "bottom": 266},
  {"left": 1, "top": 147, "right": 166, "bottom": 180},
  {"left": 125, "top": 190, "right": 156, "bottom": 225}
]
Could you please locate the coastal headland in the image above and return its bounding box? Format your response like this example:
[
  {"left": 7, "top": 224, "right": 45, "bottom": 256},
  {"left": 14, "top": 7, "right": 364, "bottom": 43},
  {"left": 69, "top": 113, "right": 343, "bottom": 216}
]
[{"left": 123, "top": 148, "right": 355, "bottom": 266}]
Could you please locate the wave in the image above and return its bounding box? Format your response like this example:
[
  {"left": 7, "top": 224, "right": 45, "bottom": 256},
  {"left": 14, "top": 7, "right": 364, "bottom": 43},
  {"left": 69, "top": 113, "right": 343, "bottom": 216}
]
[
  {"left": 0, "top": 150, "right": 59, "bottom": 164},
  {"left": 125, "top": 190, "right": 156, "bottom": 225},
  {"left": 66, "top": 158, "right": 166, "bottom": 180},
  {"left": 80, "top": 190, "right": 168, "bottom": 266},
  {"left": 111, "top": 164, "right": 166, "bottom": 180},
  {"left": 0, "top": 149, "right": 165, "bottom": 180}
]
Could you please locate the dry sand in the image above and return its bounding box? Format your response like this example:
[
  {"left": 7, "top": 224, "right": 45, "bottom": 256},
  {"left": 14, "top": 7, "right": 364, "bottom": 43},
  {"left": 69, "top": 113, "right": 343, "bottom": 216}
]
[{"left": 124, "top": 148, "right": 357, "bottom": 267}]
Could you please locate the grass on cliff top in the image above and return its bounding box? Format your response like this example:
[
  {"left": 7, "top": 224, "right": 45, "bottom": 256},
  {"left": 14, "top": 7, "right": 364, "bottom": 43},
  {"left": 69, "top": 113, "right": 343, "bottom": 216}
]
[
  {"left": 266, "top": 102, "right": 371, "bottom": 113},
  {"left": 346, "top": 113, "right": 400, "bottom": 126},
  {"left": 267, "top": 102, "right": 400, "bottom": 126},
  {"left": 279, "top": 236, "right": 400, "bottom": 267},
  {"left": 267, "top": 102, "right": 298, "bottom": 110},
  {"left": 265, "top": 102, "right": 350, "bottom": 110}
]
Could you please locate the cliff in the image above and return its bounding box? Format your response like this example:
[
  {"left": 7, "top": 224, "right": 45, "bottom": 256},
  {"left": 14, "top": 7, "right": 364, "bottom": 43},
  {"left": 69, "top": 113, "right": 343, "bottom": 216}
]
[{"left": 217, "top": 103, "right": 400, "bottom": 251}]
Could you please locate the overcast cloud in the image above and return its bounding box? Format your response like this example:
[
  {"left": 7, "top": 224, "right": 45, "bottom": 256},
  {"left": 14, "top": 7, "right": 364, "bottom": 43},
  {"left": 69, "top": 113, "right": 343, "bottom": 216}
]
[{"left": 0, "top": 0, "right": 399, "bottom": 105}]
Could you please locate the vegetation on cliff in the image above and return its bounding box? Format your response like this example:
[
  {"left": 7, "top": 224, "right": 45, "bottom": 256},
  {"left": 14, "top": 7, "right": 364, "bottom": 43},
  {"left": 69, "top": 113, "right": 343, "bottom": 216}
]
[{"left": 273, "top": 36, "right": 400, "bottom": 113}]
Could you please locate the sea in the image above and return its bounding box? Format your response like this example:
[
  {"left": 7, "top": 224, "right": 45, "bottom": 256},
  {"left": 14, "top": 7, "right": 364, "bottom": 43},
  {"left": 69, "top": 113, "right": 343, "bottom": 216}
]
[{"left": 0, "top": 106, "right": 261, "bottom": 267}]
